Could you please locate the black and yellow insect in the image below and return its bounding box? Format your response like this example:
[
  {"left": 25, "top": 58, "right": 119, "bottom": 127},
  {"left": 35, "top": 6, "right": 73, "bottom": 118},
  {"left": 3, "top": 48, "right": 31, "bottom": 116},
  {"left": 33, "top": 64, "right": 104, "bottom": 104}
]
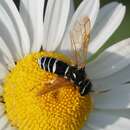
[{"left": 38, "top": 16, "right": 92, "bottom": 96}]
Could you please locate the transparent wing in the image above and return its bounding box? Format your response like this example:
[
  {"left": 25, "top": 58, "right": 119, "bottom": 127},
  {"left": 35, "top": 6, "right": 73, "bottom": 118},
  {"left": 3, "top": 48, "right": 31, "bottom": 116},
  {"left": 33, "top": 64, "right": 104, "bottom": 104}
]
[
  {"left": 70, "top": 16, "right": 90, "bottom": 68},
  {"left": 38, "top": 77, "right": 73, "bottom": 96}
]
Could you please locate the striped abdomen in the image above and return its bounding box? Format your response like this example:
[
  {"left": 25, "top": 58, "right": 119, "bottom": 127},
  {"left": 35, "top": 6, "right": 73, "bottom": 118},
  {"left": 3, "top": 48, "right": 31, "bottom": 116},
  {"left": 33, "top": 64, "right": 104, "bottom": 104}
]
[
  {"left": 38, "top": 57, "right": 69, "bottom": 76},
  {"left": 38, "top": 57, "right": 92, "bottom": 96}
]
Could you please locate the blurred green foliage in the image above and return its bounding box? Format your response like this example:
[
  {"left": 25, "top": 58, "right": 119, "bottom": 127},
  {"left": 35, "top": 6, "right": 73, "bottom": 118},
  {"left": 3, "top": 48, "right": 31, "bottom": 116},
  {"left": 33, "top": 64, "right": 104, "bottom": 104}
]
[{"left": 74, "top": 0, "right": 82, "bottom": 8}]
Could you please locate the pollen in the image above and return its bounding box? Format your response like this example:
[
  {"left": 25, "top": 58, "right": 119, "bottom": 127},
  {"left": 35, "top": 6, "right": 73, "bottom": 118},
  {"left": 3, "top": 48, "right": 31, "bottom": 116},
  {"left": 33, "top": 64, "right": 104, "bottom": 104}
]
[{"left": 3, "top": 51, "right": 93, "bottom": 130}]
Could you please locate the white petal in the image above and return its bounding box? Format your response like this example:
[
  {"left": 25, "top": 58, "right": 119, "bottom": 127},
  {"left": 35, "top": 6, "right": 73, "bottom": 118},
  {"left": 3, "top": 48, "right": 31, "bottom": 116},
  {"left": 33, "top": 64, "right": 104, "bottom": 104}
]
[
  {"left": 56, "top": 0, "right": 74, "bottom": 52},
  {"left": 0, "top": 103, "right": 5, "bottom": 116},
  {"left": 0, "top": 85, "right": 3, "bottom": 95},
  {"left": 4, "top": 124, "right": 17, "bottom": 130},
  {"left": 92, "top": 64, "right": 130, "bottom": 91},
  {"left": 20, "top": 0, "right": 44, "bottom": 52},
  {"left": 43, "top": 0, "right": 70, "bottom": 51},
  {"left": 0, "top": 115, "right": 9, "bottom": 130},
  {"left": 67, "top": 0, "right": 75, "bottom": 24},
  {"left": 93, "top": 109, "right": 130, "bottom": 119},
  {"left": 89, "top": 2, "right": 126, "bottom": 55},
  {"left": 87, "top": 110, "right": 130, "bottom": 130},
  {"left": 0, "top": 105, "right": 15, "bottom": 130},
  {"left": 0, "top": 0, "right": 30, "bottom": 56},
  {"left": 87, "top": 38, "right": 130, "bottom": 79},
  {"left": 0, "top": 3, "right": 22, "bottom": 60},
  {"left": 58, "top": 0, "right": 99, "bottom": 56},
  {"left": 94, "top": 84, "right": 130, "bottom": 109},
  {"left": 0, "top": 63, "right": 8, "bottom": 80},
  {"left": 0, "top": 37, "right": 15, "bottom": 69},
  {"left": 69, "top": 0, "right": 99, "bottom": 29}
]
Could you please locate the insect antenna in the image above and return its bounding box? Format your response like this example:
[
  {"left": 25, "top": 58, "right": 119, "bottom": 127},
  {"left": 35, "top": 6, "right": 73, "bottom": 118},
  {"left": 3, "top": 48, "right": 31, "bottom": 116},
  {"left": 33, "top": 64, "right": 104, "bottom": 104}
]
[
  {"left": 90, "top": 88, "right": 111, "bottom": 96},
  {"left": 123, "top": 81, "right": 130, "bottom": 84}
]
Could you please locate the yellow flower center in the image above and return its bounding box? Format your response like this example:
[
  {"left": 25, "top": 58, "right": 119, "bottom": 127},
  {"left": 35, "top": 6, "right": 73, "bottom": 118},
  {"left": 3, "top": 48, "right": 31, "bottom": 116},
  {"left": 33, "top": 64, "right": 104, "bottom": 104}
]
[{"left": 3, "top": 51, "right": 93, "bottom": 130}]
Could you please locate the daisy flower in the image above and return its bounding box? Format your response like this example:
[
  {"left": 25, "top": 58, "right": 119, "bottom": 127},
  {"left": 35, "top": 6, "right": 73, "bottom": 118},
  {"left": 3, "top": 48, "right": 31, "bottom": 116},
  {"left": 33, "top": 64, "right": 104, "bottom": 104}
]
[{"left": 0, "top": 0, "right": 130, "bottom": 130}]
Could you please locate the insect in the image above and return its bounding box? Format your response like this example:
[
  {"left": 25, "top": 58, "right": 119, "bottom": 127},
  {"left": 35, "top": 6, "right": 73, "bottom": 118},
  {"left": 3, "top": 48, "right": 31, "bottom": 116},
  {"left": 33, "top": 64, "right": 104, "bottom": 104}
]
[{"left": 38, "top": 16, "right": 92, "bottom": 96}]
